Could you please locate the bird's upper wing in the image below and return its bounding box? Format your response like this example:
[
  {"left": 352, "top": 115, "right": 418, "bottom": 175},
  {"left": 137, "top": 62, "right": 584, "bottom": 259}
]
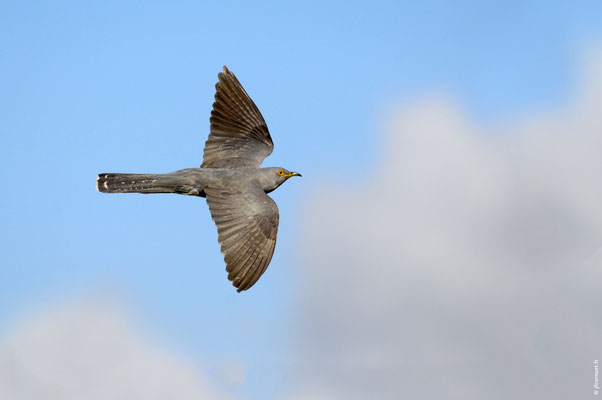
[
  {"left": 205, "top": 185, "right": 279, "bottom": 292},
  {"left": 201, "top": 67, "right": 274, "bottom": 168}
]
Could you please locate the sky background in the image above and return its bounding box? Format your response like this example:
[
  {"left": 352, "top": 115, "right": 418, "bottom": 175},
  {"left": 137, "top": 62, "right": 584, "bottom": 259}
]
[{"left": 1, "top": 1, "right": 602, "bottom": 399}]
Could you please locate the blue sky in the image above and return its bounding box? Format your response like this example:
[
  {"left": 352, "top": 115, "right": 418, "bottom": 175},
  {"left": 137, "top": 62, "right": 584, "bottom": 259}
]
[{"left": 1, "top": 1, "right": 602, "bottom": 398}]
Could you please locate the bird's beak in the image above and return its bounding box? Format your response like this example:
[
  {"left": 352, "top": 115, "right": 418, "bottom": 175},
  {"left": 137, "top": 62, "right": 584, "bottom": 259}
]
[{"left": 286, "top": 172, "right": 302, "bottom": 178}]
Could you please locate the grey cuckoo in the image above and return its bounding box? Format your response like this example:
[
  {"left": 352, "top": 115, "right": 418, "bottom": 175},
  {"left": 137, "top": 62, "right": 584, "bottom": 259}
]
[{"left": 96, "top": 67, "right": 301, "bottom": 292}]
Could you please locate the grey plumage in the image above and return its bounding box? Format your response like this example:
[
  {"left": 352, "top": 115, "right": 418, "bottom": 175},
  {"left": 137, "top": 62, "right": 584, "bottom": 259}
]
[{"left": 96, "top": 67, "right": 300, "bottom": 292}]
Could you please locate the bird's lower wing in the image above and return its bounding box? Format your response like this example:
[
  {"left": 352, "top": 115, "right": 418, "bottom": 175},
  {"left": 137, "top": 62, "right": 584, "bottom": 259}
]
[{"left": 204, "top": 185, "right": 279, "bottom": 292}]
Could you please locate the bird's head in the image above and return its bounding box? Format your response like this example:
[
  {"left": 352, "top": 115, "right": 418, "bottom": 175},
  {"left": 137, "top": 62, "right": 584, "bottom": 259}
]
[
  {"left": 275, "top": 167, "right": 302, "bottom": 180},
  {"left": 261, "top": 167, "right": 301, "bottom": 192}
]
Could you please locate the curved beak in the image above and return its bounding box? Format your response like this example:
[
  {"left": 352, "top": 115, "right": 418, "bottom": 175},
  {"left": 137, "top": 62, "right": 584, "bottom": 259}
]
[{"left": 287, "top": 172, "right": 302, "bottom": 178}]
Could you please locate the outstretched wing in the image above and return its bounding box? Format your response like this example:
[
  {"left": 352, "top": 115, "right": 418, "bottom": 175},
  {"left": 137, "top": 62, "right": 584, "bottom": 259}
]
[
  {"left": 205, "top": 185, "right": 279, "bottom": 292},
  {"left": 201, "top": 67, "right": 274, "bottom": 168}
]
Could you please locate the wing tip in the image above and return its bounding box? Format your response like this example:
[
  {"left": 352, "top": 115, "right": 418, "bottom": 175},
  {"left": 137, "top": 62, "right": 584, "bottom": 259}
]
[
  {"left": 219, "top": 66, "right": 232, "bottom": 80},
  {"left": 216, "top": 66, "right": 234, "bottom": 91}
]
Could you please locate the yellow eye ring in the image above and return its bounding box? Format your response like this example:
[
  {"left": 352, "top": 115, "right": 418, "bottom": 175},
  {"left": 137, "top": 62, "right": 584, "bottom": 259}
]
[{"left": 277, "top": 170, "right": 284, "bottom": 176}]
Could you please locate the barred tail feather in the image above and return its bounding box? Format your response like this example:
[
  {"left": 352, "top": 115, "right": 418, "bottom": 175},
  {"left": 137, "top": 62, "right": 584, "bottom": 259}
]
[{"left": 96, "top": 173, "right": 170, "bottom": 194}]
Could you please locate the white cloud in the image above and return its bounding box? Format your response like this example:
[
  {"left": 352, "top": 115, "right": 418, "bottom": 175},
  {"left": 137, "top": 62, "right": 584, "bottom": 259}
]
[
  {"left": 292, "top": 52, "right": 602, "bottom": 399},
  {"left": 0, "top": 300, "right": 234, "bottom": 400}
]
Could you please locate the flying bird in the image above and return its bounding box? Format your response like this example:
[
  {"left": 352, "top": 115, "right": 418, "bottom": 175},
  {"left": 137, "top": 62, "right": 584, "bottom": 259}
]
[{"left": 97, "top": 67, "right": 301, "bottom": 292}]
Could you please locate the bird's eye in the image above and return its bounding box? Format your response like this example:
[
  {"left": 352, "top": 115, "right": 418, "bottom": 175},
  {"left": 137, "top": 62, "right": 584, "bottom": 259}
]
[{"left": 277, "top": 170, "right": 284, "bottom": 176}]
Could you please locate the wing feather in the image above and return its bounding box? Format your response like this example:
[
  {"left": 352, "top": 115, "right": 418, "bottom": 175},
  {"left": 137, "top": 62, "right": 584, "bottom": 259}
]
[
  {"left": 241, "top": 237, "right": 274, "bottom": 291},
  {"left": 205, "top": 185, "right": 279, "bottom": 292},
  {"left": 201, "top": 67, "right": 273, "bottom": 168}
]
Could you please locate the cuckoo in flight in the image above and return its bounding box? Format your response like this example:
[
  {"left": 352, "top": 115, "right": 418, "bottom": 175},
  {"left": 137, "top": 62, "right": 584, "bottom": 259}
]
[{"left": 97, "top": 67, "right": 301, "bottom": 292}]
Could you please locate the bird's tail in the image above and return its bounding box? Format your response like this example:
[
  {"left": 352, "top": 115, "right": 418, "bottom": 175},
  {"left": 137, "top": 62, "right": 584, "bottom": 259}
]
[{"left": 96, "top": 173, "right": 176, "bottom": 194}]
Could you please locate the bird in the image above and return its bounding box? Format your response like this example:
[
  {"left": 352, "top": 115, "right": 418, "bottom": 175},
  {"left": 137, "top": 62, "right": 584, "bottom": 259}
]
[{"left": 96, "top": 67, "right": 301, "bottom": 292}]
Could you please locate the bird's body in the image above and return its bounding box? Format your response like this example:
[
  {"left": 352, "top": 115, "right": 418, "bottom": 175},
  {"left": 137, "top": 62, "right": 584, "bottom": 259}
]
[
  {"left": 97, "top": 67, "right": 300, "bottom": 292},
  {"left": 97, "top": 167, "right": 289, "bottom": 197}
]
